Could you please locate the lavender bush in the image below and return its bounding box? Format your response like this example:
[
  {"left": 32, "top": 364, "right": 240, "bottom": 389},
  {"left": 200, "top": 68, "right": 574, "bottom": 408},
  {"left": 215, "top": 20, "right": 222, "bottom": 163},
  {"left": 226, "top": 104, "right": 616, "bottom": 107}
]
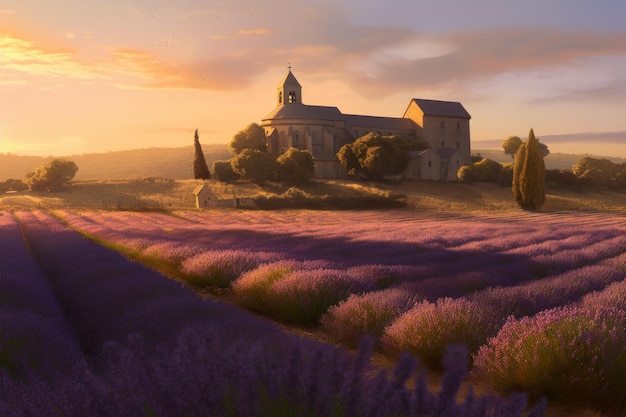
[
  {"left": 473, "top": 306, "right": 626, "bottom": 415},
  {"left": 1, "top": 209, "right": 547, "bottom": 417},
  {"left": 320, "top": 287, "right": 420, "bottom": 347},
  {"left": 383, "top": 298, "right": 502, "bottom": 368},
  {"left": 0, "top": 214, "right": 82, "bottom": 378},
  {"left": 48, "top": 208, "right": 626, "bottom": 412},
  {"left": 181, "top": 250, "right": 267, "bottom": 289},
  {"left": 579, "top": 279, "right": 626, "bottom": 311}
]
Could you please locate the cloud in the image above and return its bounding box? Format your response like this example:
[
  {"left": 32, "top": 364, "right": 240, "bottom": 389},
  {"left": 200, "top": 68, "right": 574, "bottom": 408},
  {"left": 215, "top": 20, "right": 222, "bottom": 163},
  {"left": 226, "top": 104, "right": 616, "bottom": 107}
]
[
  {"left": 236, "top": 28, "right": 271, "bottom": 36},
  {"left": 5, "top": 2, "right": 626, "bottom": 99},
  {"left": 0, "top": 35, "right": 106, "bottom": 83},
  {"left": 339, "top": 28, "right": 626, "bottom": 98}
]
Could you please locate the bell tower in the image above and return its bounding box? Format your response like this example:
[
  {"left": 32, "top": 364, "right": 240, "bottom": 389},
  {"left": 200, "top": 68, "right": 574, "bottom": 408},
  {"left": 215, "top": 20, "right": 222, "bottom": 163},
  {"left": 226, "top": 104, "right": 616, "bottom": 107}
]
[{"left": 276, "top": 64, "right": 302, "bottom": 106}]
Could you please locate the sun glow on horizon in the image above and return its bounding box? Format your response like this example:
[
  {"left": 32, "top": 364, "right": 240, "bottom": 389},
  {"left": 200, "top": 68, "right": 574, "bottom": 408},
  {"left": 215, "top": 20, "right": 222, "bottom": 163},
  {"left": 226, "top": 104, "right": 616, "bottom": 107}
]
[{"left": 1, "top": 0, "right": 625, "bottom": 158}]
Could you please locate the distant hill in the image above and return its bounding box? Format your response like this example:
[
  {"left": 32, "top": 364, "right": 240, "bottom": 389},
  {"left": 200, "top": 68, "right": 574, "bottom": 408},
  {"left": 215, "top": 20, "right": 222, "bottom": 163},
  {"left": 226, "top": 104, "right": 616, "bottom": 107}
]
[
  {"left": 473, "top": 149, "right": 626, "bottom": 171},
  {"left": 2, "top": 144, "right": 625, "bottom": 182},
  {"left": 0, "top": 144, "right": 231, "bottom": 181}
]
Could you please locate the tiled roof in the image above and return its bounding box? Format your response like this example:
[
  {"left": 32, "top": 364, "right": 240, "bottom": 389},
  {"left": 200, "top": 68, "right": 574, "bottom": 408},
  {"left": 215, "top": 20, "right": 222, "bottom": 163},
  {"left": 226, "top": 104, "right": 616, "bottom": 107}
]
[
  {"left": 411, "top": 99, "right": 471, "bottom": 119},
  {"left": 262, "top": 103, "right": 343, "bottom": 121},
  {"left": 343, "top": 114, "right": 417, "bottom": 131},
  {"left": 437, "top": 147, "right": 460, "bottom": 159}
]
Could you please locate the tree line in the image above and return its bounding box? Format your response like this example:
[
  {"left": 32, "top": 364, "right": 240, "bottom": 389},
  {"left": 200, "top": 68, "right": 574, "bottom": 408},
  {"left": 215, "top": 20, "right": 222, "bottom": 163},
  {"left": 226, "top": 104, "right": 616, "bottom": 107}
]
[{"left": 460, "top": 135, "right": 626, "bottom": 190}]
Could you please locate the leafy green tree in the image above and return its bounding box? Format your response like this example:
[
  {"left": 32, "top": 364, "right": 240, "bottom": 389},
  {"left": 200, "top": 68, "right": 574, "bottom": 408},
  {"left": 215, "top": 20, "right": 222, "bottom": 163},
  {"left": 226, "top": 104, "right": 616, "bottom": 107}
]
[
  {"left": 231, "top": 149, "right": 274, "bottom": 184},
  {"left": 502, "top": 136, "right": 523, "bottom": 159},
  {"left": 212, "top": 160, "right": 240, "bottom": 182},
  {"left": 572, "top": 156, "right": 620, "bottom": 186},
  {"left": 457, "top": 158, "right": 502, "bottom": 183},
  {"left": 275, "top": 148, "right": 315, "bottom": 185},
  {"left": 512, "top": 129, "right": 545, "bottom": 210},
  {"left": 336, "top": 133, "right": 410, "bottom": 180},
  {"left": 336, "top": 144, "right": 361, "bottom": 177},
  {"left": 25, "top": 158, "right": 78, "bottom": 191},
  {"left": 193, "top": 129, "right": 211, "bottom": 180},
  {"left": 0, "top": 179, "right": 28, "bottom": 193},
  {"left": 538, "top": 141, "right": 550, "bottom": 158},
  {"left": 504, "top": 135, "right": 549, "bottom": 158},
  {"left": 229, "top": 123, "right": 267, "bottom": 156}
]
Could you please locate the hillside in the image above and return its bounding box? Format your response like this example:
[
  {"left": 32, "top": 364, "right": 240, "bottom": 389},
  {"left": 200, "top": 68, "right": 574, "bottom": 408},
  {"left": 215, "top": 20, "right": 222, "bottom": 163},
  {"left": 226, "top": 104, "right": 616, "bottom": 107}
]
[
  {"left": 1, "top": 178, "right": 624, "bottom": 214},
  {"left": 3, "top": 145, "right": 626, "bottom": 182},
  {"left": 0, "top": 144, "right": 231, "bottom": 182}
]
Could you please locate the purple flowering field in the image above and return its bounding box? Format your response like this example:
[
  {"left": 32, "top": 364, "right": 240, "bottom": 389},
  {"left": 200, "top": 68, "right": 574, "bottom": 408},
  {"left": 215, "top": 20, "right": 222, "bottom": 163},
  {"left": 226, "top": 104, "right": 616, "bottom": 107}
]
[
  {"left": 1, "top": 209, "right": 551, "bottom": 417},
  {"left": 2, "top": 207, "right": 625, "bottom": 416}
]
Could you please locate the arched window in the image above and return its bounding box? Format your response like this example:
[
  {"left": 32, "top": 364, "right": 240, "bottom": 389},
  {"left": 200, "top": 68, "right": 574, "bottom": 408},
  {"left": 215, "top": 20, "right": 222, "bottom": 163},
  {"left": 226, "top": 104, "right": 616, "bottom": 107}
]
[
  {"left": 279, "top": 91, "right": 283, "bottom": 104},
  {"left": 288, "top": 91, "right": 297, "bottom": 103},
  {"left": 311, "top": 131, "right": 321, "bottom": 144},
  {"left": 292, "top": 130, "right": 299, "bottom": 146}
]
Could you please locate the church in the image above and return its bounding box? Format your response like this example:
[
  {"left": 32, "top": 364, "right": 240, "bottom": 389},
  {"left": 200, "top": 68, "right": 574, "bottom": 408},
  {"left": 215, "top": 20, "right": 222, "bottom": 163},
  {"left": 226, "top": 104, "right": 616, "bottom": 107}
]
[{"left": 261, "top": 69, "right": 471, "bottom": 181}]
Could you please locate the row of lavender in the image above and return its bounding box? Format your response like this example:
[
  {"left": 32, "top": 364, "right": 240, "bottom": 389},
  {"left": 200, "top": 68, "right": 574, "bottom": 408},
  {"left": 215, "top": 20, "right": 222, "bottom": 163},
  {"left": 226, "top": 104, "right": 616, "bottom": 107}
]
[
  {"left": 0, "top": 210, "right": 542, "bottom": 417},
  {"left": 51, "top": 208, "right": 626, "bottom": 414}
]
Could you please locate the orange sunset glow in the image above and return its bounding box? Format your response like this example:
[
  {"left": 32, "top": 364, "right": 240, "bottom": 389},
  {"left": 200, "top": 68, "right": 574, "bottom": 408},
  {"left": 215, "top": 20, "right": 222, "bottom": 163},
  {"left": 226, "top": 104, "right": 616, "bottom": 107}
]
[{"left": 1, "top": 1, "right": 626, "bottom": 157}]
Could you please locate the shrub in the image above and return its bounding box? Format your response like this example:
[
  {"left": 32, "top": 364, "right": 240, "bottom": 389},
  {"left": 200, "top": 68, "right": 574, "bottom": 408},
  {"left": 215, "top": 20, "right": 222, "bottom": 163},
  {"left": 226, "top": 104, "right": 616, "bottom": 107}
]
[
  {"left": 25, "top": 158, "right": 78, "bottom": 191},
  {"left": 545, "top": 169, "right": 580, "bottom": 189},
  {"left": 457, "top": 158, "right": 503, "bottom": 183},
  {"left": 275, "top": 148, "right": 315, "bottom": 185},
  {"left": 473, "top": 306, "right": 626, "bottom": 414},
  {"left": 336, "top": 133, "right": 411, "bottom": 180},
  {"left": 257, "top": 269, "right": 367, "bottom": 325},
  {"left": 382, "top": 298, "right": 500, "bottom": 369},
  {"left": 320, "top": 288, "right": 419, "bottom": 347},
  {"left": 233, "top": 261, "right": 298, "bottom": 315},
  {"left": 181, "top": 250, "right": 263, "bottom": 289},
  {"left": 212, "top": 159, "right": 240, "bottom": 182},
  {"left": 231, "top": 149, "right": 275, "bottom": 184}
]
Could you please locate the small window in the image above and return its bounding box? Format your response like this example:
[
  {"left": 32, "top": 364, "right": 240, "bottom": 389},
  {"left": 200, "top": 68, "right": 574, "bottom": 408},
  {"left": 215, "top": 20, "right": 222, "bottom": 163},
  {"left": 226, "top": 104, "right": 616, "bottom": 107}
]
[
  {"left": 441, "top": 141, "right": 445, "bottom": 148},
  {"left": 440, "top": 121, "right": 445, "bottom": 129},
  {"left": 279, "top": 91, "right": 283, "bottom": 104},
  {"left": 292, "top": 130, "right": 299, "bottom": 145},
  {"left": 456, "top": 141, "right": 460, "bottom": 148},
  {"left": 428, "top": 161, "right": 432, "bottom": 167},
  {"left": 456, "top": 121, "right": 460, "bottom": 130},
  {"left": 288, "top": 91, "right": 297, "bottom": 103}
]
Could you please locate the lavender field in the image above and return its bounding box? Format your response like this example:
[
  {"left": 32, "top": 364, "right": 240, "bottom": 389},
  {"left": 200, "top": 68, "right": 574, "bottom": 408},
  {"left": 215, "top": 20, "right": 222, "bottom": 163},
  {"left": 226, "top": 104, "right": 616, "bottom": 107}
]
[{"left": 2, "top": 208, "right": 625, "bottom": 416}]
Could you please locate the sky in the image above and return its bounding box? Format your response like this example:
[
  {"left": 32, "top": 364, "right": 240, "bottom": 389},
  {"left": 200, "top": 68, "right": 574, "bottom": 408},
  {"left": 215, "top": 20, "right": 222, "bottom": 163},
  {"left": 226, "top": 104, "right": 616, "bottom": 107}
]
[{"left": 1, "top": 0, "right": 626, "bottom": 157}]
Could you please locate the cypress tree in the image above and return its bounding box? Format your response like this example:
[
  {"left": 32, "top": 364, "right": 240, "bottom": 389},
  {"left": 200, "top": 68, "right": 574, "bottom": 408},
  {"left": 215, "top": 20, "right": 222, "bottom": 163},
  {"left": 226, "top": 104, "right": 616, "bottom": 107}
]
[
  {"left": 193, "top": 129, "right": 211, "bottom": 180},
  {"left": 512, "top": 129, "right": 545, "bottom": 210}
]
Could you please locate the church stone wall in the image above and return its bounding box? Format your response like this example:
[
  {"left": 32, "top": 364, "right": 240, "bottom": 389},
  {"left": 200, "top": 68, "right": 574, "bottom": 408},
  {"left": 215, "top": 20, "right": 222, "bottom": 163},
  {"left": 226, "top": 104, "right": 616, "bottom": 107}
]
[{"left": 422, "top": 116, "right": 471, "bottom": 164}]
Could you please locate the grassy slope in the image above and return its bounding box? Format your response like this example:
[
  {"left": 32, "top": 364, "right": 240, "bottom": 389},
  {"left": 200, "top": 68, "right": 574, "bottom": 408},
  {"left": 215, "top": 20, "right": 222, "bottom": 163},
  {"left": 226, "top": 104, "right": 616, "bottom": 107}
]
[{"left": 1, "top": 177, "right": 625, "bottom": 213}]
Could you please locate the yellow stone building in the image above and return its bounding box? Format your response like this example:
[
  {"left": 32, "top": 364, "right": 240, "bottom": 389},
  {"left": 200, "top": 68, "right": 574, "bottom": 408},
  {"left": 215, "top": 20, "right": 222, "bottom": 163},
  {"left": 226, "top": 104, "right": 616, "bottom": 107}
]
[{"left": 262, "top": 69, "right": 471, "bottom": 180}]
